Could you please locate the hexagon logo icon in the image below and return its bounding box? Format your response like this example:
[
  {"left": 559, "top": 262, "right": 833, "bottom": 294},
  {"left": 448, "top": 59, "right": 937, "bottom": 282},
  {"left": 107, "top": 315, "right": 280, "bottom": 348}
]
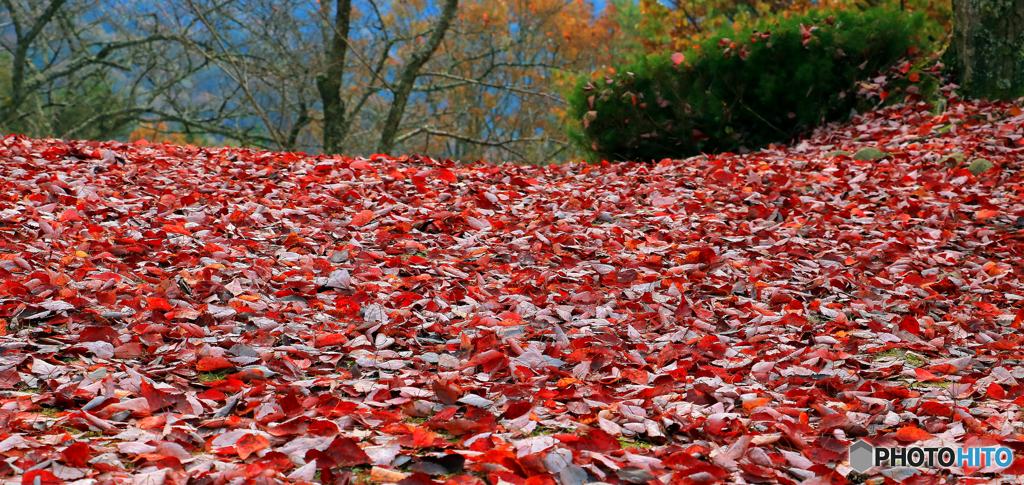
[{"left": 849, "top": 440, "right": 874, "bottom": 473}]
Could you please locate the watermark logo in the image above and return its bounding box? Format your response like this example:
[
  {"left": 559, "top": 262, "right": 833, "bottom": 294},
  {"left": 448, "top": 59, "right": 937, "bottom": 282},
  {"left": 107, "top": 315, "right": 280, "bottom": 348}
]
[
  {"left": 849, "top": 439, "right": 1014, "bottom": 473},
  {"left": 850, "top": 440, "right": 874, "bottom": 473}
]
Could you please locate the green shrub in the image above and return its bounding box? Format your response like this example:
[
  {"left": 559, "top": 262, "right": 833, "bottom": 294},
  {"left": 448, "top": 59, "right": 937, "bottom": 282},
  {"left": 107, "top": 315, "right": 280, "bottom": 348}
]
[{"left": 567, "top": 9, "right": 929, "bottom": 162}]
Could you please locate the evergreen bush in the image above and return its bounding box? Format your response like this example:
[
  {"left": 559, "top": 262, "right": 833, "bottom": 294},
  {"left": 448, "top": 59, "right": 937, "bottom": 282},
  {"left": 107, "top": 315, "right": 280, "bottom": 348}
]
[{"left": 567, "top": 9, "right": 928, "bottom": 162}]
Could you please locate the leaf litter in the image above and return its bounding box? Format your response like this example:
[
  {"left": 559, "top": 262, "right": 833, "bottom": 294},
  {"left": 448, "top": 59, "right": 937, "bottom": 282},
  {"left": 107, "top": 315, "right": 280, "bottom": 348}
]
[{"left": 2, "top": 88, "right": 1024, "bottom": 485}]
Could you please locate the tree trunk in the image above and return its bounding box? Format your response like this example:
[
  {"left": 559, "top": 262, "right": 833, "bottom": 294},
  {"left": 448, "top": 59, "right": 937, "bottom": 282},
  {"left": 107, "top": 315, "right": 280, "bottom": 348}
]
[
  {"left": 1, "top": 0, "right": 70, "bottom": 121},
  {"left": 316, "top": 0, "right": 353, "bottom": 155},
  {"left": 376, "top": 0, "right": 460, "bottom": 155},
  {"left": 950, "top": 0, "right": 1024, "bottom": 100}
]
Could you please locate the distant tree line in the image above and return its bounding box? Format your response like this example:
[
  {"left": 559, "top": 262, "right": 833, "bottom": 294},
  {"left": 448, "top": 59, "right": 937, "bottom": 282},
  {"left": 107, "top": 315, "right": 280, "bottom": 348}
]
[{"left": 1, "top": 0, "right": 624, "bottom": 162}]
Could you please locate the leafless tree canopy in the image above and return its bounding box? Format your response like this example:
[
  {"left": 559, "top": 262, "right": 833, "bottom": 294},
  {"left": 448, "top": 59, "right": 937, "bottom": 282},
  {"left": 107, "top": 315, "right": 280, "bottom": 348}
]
[{"left": 2, "top": 0, "right": 603, "bottom": 163}]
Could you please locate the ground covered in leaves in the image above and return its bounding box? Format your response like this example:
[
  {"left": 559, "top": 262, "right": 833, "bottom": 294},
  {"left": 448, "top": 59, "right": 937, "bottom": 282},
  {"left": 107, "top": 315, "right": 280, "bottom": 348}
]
[{"left": 2, "top": 89, "right": 1024, "bottom": 485}]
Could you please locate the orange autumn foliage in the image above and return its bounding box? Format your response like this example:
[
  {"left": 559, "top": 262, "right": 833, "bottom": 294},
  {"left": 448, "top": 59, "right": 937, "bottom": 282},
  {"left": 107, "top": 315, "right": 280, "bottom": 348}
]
[{"left": 128, "top": 122, "right": 187, "bottom": 145}]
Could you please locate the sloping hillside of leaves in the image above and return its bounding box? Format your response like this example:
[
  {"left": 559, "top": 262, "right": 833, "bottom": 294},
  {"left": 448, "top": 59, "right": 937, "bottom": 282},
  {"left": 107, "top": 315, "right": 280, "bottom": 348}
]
[{"left": 2, "top": 84, "right": 1024, "bottom": 485}]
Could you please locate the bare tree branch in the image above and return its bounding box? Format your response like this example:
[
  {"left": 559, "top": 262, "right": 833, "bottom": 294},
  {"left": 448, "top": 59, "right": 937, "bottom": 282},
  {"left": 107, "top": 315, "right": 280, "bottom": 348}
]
[
  {"left": 417, "top": 71, "right": 566, "bottom": 104},
  {"left": 182, "top": 0, "right": 287, "bottom": 148},
  {"left": 6, "top": 0, "right": 70, "bottom": 109},
  {"left": 376, "top": 0, "right": 460, "bottom": 154}
]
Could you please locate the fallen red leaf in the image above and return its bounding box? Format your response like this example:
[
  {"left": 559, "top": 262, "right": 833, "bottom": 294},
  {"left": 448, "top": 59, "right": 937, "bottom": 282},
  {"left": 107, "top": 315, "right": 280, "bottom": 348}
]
[
  {"left": 914, "top": 368, "right": 942, "bottom": 382},
  {"left": 197, "top": 357, "right": 235, "bottom": 371},
  {"left": 325, "top": 436, "right": 370, "bottom": 466},
  {"left": 976, "top": 209, "right": 999, "bottom": 220},
  {"left": 711, "top": 169, "right": 735, "bottom": 184},
  {"left": 23, "top": 470, "right": 64, "bottom": 485},
  {"left": 141, "top": 381, "right": 182, "bottom": 412},
  {"left": 61, "top": 442, "right": 91, "bottom": 468},
  {"left": 351, "top": 209, "right": 374, "bottom": 226},
  {"left": 0, "top": 367, "right": 20, "bottom": 389},
  {"left": 1003, "top": 458, "right": 1024, "bottom": 475},
  {"left": 236, "top": 433, "right": 269, "bottom": 460},
  {"left": 893, "top": 425, "right": 932, "bottom": 442},
  {"left": 987, "top": 382, "right": 1007, "bottom": 400},
  {"left": 58, "top": 209, "right": 83, "bottom": 222},
  {"left": 147, "top": 296, "right": 174, "bottom": 311}
]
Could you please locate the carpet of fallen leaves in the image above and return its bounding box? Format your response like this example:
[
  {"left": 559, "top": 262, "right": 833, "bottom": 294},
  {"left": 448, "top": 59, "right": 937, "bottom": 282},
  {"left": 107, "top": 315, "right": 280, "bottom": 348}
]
[{"left": 3, "top": 88, "right": 1024, "bottom": 485}]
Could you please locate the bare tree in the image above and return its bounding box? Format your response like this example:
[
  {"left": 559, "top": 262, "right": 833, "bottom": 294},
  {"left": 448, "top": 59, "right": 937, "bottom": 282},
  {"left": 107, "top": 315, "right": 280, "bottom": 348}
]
[
  {"left": 316, "top": 0, "right": 354, "bottom": 155},
  {"left": 148, "top": 0, "right": 322, "bottom": 151},
  {"left": 3, "top": 0, "right": 616, "bottom": 163},
  {"left": 373, "top": 0, "right": 459, "bottom": 154},
  {"left": 383, "top": 0, "right": 613, "bottom": 163},
  {"left": 0, "top": 0, "right": 174, "bottom": 139}
]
